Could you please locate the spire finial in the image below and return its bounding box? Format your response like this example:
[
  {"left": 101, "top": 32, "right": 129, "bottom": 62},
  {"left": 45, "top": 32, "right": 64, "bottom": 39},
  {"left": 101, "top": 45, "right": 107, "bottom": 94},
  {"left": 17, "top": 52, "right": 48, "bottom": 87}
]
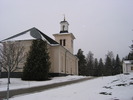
[{"left": 63, "top": 14, "right": 66, "bottom": 21}]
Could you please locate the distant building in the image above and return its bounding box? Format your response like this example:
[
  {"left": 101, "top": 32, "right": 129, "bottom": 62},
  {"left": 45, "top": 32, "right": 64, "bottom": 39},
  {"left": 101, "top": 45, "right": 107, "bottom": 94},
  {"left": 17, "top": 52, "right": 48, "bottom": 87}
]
[
  {"left": 0, "top": 18, "right": 78, "bottom": 77},
  {"left": 123, "top": 60, "right": 133, "bottom": 73}
]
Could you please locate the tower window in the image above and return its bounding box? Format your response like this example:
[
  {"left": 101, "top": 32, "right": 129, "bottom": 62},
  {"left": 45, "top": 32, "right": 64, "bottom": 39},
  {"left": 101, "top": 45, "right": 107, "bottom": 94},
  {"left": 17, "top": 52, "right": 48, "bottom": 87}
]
[
  {"left": 63, "top": 25, "right": 65, "bottom": 31},
  {"left": 63, "top": 39, "right": 66, "bottom": 46},
  {"left": 60, "top": 39, "right": 66, "bottom": 46},
  {"left": 60, "top": 39, "right": 62, "bottom": 45}
]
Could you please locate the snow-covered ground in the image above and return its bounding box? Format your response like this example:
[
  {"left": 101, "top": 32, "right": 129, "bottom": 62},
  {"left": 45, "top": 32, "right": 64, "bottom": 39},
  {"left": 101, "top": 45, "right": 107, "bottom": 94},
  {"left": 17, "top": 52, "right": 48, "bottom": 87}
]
[
  {"left": 0, "top": 75, "right": 86, "bottom": 91},
  {"left": 1, "top": 73, "right": 133, "bottom": 100}
]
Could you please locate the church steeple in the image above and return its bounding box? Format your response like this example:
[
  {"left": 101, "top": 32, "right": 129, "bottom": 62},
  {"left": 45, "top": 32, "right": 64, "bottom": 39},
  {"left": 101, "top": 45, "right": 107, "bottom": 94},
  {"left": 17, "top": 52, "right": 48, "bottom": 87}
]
[
  {"left": 60, "top": 16, "right": 69, "bottom": 33},
  {"left": 53, "top": 17, "right": 75, "bottom": 54},
  {"left": 63, "top": 15, "right": 66, "bottom": 21}
]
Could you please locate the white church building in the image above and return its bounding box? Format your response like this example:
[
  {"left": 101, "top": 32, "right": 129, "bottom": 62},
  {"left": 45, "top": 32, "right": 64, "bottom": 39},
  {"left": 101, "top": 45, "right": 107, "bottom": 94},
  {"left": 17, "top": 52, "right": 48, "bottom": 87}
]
[{"left": 0, "top": 18, "right": 79, "bottom": 77}]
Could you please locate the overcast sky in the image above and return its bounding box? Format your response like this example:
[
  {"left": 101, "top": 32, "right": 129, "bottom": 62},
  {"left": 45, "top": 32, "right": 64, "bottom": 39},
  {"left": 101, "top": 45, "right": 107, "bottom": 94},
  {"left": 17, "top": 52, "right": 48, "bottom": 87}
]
[{"left": 0, "top": 0, "right": 133, "bottom": 59}]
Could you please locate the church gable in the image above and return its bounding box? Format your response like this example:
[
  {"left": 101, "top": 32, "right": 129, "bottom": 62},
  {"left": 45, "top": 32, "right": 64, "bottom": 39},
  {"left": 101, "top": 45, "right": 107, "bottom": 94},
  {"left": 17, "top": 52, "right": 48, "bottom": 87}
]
[{"left": 1, "top": 27, "right": 59, "bottom": 45}]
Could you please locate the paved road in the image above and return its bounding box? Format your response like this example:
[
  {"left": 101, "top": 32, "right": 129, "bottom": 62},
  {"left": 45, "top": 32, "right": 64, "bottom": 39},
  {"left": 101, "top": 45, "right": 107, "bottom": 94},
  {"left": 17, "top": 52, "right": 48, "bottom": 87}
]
[{"left": 0, "top": 77, "right": 94, "bottom": 99}]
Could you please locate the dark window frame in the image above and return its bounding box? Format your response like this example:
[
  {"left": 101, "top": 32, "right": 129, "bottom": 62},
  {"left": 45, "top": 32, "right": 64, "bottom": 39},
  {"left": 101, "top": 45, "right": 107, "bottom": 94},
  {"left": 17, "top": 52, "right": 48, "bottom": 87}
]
[
  {"left": 63, "top": 39, "right": 66, "bottom": 46},
  {"left": 60, "top": 39, "right": 62, "bottom": 45}
]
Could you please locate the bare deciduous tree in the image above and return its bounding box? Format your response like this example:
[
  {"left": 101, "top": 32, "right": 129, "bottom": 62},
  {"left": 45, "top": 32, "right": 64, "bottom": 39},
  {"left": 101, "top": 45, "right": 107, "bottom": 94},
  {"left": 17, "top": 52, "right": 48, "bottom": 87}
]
[{"left": 0, "top": 41, "right": 26, "bottom": 73}]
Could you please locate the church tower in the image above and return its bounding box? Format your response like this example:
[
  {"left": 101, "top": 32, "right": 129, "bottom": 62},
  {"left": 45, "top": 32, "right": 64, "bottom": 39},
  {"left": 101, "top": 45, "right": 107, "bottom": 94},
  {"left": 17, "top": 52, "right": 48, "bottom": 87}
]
[{"left": 53, "top": 17, "right": 75, "bottom": 54}]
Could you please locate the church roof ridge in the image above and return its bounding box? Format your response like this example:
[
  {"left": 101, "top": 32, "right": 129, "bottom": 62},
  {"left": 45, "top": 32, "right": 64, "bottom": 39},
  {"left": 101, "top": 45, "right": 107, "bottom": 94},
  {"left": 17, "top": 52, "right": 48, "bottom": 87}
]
[{"left": 0, "top": 27, "right": 59, "bottom": 45}]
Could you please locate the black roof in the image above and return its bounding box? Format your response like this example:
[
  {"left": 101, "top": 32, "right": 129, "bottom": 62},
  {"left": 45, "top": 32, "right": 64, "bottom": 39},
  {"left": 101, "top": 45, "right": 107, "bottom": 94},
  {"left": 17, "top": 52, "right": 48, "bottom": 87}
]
[
  {"left": 60, "top": 20, "right": 67, "bottom": 23},
  {"left": 0, "top": 27, "right": 59, "bottom": 45}
]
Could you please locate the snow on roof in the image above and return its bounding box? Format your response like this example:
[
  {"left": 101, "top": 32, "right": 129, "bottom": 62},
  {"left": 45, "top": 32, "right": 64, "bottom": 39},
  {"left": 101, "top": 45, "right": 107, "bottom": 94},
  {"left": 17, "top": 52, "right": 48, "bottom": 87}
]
[
  {"left": 7, "top": 31, "right": 36, "bottom": 41},
  {"left": 123, "top": 60, "right": 133, "bottom": 64},
  {"left": 0, "top": 27, "right": 59, "bottom": 45}
]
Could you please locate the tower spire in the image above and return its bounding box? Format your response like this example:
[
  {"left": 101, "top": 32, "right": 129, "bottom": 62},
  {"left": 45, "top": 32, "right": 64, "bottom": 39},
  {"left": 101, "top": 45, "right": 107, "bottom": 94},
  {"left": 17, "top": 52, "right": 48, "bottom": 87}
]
[
  {"left": 63, "top": 14, "right": 66, "bottom": 21},
  {"left": 60, "top": 15, "right": 69, "bottom": 33}
]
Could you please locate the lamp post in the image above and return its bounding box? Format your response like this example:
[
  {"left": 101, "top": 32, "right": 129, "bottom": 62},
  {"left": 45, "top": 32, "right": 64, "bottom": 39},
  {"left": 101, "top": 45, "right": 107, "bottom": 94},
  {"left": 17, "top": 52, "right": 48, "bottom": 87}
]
[
  {"left": 5, "top": 41, "right": 11, "bottom": 100},
  {"left": 7, "top": 63, "right": 10, "bottom": 100},
  {"left": 7, "top": 74, "right": 9, "bottom": 100}
]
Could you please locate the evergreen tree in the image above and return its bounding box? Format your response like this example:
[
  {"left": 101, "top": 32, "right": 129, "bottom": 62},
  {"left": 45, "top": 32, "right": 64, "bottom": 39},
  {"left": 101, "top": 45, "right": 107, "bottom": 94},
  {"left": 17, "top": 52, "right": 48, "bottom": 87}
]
[
  {"left": 127, "top": 53, "right": 133, "bottom": 60},
  {"left": 98, "top": 58, "right": 104, "bottom": 76},
  {"left": 105, "top": 55, "right": 112, "bottom": 76},
  {"left": 76, "top": 49, "right": 87, "bottom": 75},
  {"left": 114, "top": 54, "right": 122, "bottom": 74},
  {"left": 112, "top": 58, "right": 116, "bottom": 75},
  {"left": 104, "top": 51, "right": 114, "bottom": 76},
  {"left": 94, "top": 58, "right": 98, "bottom": 76},
  {"left": 22, "top": 39, "right": 50, "bottom": 81},
  {"left": 86, "top": 51, "right": 94, "bottom": 76},
  {"left": 130, "top": 40, "right": 133, "bottom": 57},
  {"left": 125, "top": 40, "right": 133, "bottom": 60}
]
